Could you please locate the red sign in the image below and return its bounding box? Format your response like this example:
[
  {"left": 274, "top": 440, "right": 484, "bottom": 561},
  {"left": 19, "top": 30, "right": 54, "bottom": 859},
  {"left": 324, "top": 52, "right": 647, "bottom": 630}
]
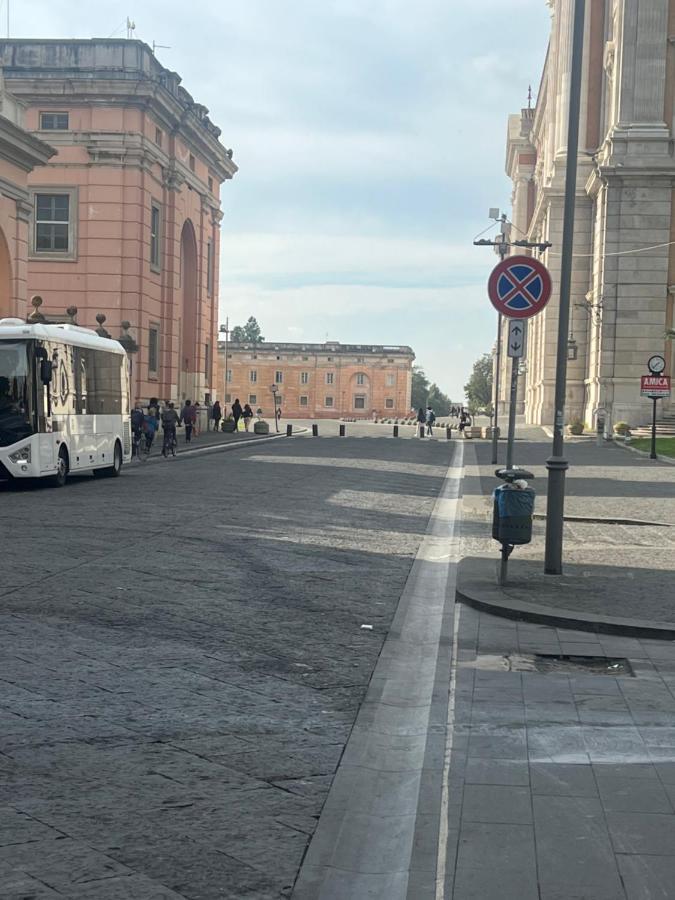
[
  {"left": 641, "top": 375, "right": 671, "bottom": 397},
  {"left": 487, "top": 255, "right": 552, "bottom": 319}
]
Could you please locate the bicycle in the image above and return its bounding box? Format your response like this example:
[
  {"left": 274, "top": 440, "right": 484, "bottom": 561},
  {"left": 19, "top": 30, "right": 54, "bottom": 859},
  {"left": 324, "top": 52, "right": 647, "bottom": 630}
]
[
  {"left": 161, "top": 426, "right": 177, "bottom": 458},
  {"left": 132, "top": 429, "right": 149, "bottom": 462}
]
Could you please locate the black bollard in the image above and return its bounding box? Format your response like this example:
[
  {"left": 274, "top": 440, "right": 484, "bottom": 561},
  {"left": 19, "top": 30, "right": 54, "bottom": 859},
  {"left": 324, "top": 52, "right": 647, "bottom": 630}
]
[
  {"left": 393, "top": 425, "right": 399, "bottom": 437},
  {"left": 339, "top": 424, "right": 346, "bottom": 436},
  {"left": 312, "top": 423, "right": 318, "bottom": 437},
  {"left": 446, "top": 425, "right": 452, "bottom": 440},
  {"left": 286, "top": 423, "right": 293, "bottom": 436},
  {"left": 419, "top": 425, "right": 425, "bottom": 438}
]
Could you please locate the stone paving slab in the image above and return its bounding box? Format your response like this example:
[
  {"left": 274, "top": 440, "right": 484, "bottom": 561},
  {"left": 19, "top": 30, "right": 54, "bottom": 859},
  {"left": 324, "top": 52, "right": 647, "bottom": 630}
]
[{"left": 441, "top": 603, "right": 675, "bottom": 899}]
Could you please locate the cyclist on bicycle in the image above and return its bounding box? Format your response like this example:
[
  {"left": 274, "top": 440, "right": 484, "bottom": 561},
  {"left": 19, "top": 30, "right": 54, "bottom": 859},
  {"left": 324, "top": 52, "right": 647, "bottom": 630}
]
[
  {"left": 142, "top": 397, "right": 159, "bottom": 453},
  {"left": 131, "top": 402, "right": 145, "bottom": 457},
  {"left": 161, "top": 402, "right": 180, "bottom": 457}
]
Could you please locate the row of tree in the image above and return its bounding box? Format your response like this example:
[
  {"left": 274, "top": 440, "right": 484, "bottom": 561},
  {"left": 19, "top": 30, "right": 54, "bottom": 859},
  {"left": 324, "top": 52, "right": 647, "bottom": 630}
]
[{"left": 224, "top": 317, "right": 492, "bottom": 415}]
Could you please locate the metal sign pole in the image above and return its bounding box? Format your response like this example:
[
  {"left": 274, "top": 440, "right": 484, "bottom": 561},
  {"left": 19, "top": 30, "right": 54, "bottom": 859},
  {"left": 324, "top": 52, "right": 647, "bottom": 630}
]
[
  {"left": 491, "top": 314, "right": 503, "bottom": 465},
  {"left": 651, "top": 397, "right": 658, "bottom": 460},
  {"left": 505, "top": 356, "right": 519, "bottom": 470},
  {"left": 544, "top": 0, "right": 585, "bottom": 576}
]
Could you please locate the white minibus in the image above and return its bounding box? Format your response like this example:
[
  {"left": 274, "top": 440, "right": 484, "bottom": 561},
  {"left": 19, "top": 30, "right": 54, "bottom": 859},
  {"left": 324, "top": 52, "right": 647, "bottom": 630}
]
[{"left": 0, "top": 318, "right": 131, "bottom": 486}]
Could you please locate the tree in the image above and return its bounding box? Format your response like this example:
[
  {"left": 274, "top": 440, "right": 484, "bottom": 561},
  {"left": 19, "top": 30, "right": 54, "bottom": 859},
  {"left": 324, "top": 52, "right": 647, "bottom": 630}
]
[
  {"left": 427, "top": 383, "right": 452, "bottom": 417},
  {"left": 464, "top": 353, "right": 493, "bottom": 413},
  {"left": 411, "top": 366, "right": 430, "bottom": 411},
  {"left": 231, "top": 316, "right": 264, "bottom": 343}
]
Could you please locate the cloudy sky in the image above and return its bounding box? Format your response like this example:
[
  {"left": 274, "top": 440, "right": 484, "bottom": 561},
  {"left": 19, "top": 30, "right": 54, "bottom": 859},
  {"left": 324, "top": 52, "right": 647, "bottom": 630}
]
[{"left": 10, "top": 0, "right": 550, "bottom": 399}]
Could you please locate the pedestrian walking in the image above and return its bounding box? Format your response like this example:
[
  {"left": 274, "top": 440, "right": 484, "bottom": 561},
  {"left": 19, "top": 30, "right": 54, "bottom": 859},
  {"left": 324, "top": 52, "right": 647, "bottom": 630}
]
[
  {"left": 425, "top": 406, "right": 436, "bottom": 436},
  {"left": 243, "top": 403, "right": 253, "bottom": 431},
  {"left": 181, "top": 399, "right": 196, "bottom": 443},
  {"left": 458, "top": 409, "right": 469, "bottom": 433},
  {"left": 161, "top": 402, "right": 180, "bottom": 457},
  {"left": 212, "top": 400, "right": 222, "bottom": 432},
  {"left": 232, "top": 398, "right": 243, "bottom": 431},
  {"left": 193, "top": 401, "right": 201, "bottom": 437}
]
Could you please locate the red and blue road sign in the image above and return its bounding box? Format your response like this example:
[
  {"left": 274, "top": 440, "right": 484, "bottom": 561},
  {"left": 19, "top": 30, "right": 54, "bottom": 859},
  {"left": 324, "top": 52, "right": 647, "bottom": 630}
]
[{"left": 487, "top": 255, "right": 552, "bottom": 319}]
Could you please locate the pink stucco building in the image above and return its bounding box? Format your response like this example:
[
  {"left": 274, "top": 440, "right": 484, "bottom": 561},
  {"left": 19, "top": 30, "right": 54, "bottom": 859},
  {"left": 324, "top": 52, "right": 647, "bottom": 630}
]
[
  {"left": 0, "top": 74, "right": 54, "bottom": 318},
  {"left": 0, "top": 39, "right": 237, "bottom": 403}
]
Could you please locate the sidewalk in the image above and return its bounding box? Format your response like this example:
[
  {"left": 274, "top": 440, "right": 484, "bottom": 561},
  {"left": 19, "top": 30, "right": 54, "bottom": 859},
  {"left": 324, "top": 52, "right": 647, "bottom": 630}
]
[{"left": 459, "top": 433, "right": 675, "bottom": 635}]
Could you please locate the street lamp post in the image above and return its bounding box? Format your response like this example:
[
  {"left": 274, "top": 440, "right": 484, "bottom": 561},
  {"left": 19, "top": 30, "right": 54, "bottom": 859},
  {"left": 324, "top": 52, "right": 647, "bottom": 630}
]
[
  {"left": 270, "top": 384, "right": 279, "bottom": 432},
  {"left": 220, "top": 318, "right": 230, "bottom": 408},
  {"left": 544, "top": 0, "right": 585, "bottom": 575}
]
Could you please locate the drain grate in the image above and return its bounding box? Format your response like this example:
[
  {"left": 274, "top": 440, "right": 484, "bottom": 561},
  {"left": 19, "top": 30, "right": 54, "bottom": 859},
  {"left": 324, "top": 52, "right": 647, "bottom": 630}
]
[{"left": 463, "top": 653, "right": 634, "bottom": 676}]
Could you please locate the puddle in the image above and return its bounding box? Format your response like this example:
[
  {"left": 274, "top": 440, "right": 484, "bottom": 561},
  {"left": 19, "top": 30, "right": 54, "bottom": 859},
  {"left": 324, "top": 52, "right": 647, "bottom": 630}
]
[{"left": 461, "top": 653, "right": 634, "bottom": 676}]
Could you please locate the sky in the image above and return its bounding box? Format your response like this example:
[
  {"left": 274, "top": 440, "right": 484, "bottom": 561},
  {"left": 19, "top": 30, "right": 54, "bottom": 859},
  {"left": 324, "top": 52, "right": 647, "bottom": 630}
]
[{"left": 8, "top": 0, "right": 551, "bottom": 400}]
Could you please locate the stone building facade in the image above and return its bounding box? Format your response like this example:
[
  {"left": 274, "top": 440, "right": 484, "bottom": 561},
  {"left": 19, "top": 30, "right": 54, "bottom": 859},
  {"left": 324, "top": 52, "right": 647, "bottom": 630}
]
[
  {"left": 217, "top": 341, "right": 415, "bottom": 419},
  {"left": 0, "top": 39, "right": 237, "bottom": 404},
  {"left": 499, "top": 0, "right": 675, "bottom": 430},
  {"left": 0, "top": 75, "right": 54, "bottom": 319}
]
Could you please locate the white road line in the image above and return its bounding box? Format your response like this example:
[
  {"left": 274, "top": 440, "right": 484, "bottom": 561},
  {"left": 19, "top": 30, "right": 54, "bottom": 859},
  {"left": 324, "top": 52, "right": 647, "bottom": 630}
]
[{"left": 435, "top": 601, "right": 461, "bottom": 900}]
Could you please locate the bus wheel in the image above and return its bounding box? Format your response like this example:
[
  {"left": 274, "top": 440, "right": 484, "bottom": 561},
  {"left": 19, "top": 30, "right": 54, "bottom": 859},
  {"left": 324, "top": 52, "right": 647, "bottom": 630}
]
[
  {"left": 51, "top": 449, "right": 69, "bottom": 488},
  {"left": 95, "top": 441, "right": 123, "bottom": 478}
]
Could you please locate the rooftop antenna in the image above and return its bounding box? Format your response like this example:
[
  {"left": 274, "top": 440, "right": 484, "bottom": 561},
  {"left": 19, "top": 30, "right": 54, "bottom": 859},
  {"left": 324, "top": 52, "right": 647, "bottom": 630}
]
[
  {"left": 527, "top": 84, "right": 533, "bottom": 109},
  {"left": 152, "top": 41, "right": 171, "bottom": 55},
  {"left": 126, "top": 16, "right": 136, "bottom": 39}
]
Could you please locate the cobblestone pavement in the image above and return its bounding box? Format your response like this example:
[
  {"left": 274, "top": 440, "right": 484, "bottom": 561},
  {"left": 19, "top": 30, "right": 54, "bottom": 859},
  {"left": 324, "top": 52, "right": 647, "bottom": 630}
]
[
  {"left": 0, "top": 436, "right": 454, "bottom": 899},
  {"left": 445, "top": 603, "right": 675, "bottom": 900}
]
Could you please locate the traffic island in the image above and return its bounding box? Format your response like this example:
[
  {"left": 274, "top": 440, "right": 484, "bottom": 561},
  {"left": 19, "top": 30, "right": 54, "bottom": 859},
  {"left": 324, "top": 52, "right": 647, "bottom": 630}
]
[{"left": 457, "top": 555, "right": 675, "bottom": 639}]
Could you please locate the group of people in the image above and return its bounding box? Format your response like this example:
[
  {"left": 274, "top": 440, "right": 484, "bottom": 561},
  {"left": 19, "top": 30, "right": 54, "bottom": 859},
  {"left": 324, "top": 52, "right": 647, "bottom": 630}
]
[
  {"left": 131, "top": 398, "right": 203, "bottom": 458},
  {"left": 417, "top": 406, "right": 437, "bottom": 436},
  {"left": 211, "top": 399, "right": 256, "bottom": 432},
  {"left": 414, "top": 406, "right": 472, "bottom": 437}
]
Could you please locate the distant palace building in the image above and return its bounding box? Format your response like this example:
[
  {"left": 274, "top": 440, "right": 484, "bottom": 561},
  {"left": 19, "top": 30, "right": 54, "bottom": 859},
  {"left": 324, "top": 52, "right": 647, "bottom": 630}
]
[
  {"left": 217, "top": 341, "right": 415, "bottom": 419},
  {"left": 0, "top": 39, "right": 237, "bottom": 404},
  {"left": 498, "top": 0, "right": 675, "bottom": 430}
]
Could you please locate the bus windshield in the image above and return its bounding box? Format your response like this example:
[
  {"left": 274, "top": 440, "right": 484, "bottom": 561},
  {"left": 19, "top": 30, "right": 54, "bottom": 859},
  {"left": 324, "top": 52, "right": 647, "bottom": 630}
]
[{"left": 0, "top": 341, "right": 33, "bottom": 448}]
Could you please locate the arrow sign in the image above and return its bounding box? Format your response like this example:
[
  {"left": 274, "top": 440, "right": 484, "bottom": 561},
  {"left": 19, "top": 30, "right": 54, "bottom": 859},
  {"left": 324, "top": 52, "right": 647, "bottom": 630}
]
[{"left": 507, "top": 319, "right": 526, "bottom": 359}]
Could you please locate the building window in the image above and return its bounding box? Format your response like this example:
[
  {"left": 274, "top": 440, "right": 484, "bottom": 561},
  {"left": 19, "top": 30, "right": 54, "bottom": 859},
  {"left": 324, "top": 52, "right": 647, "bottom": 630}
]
[
  {"left": 249, "top": 394, "right": 257, "bottom": 404},
  {"left": 325, "top": 396, "right": 334, "bottom": 407},
  {"left": 148, "top": 324, "right": 159, "bottom": 376},
  {"left": 275, "top": 370, "right": 283, "bottom": 383},
  {"left": 356, "top": 373, "right": 365, "bottom": 386},
  {"left": 275, "top": 395, "right": 283, "bottom": 405},
  {"left": 302, "top": 355, "right": 309, "bottom": 361},
  {"left": 300, "top": 395, "right": 308, "bottom": 407},
  {"left": 385, "top": 398, "right": 394, "bottom": 409},
  {"left": 224, "top": 392, "right": 231, "bottom": 403},
  {"left": 34, "top": 191, "right": 75, "bottom": 255},
  {"left": 250, "top": 370, "right": 257, "bottom": 383},
  {"left": 205, "top": 342, "right": 210, "bottom": 378},
  {"left": 387, "top": 358, "right": 394, "bottom": 363},
  {"left": 386, "top": 374, "right": 395, "bottom": 387},
  {"left": 208, "top": 176, "right": 214, "bottom": 192},
  {"left": 327, "top": 356, "right": 333, "bottom": 362},
  {"left": 150, "top": 202, "right": 161, "bottom": 270},
  {"left": 226, "top": 369, "right": 232, "bottom": 383},
  {"left": 301, "top": 371, "right": 309, "bottom": 384},
  {"left": 40, "top": 112, "right": 69, "bottom": 131},
  {"left": 354, "top": 395, "right": 366, "bottom": 410},
  {"left": 326, "top": 372, "right": 334, "bottom": 384},
  {"left": 357, "top": 357, "right": 364, "bottom": 363},
  {"left": 155, "top": 127, "right": 163, "bottom": 147},
  {"left": 189, "top": 153, "right": 195, "bottom": 172},
  {"left": 206, "top": 239, "right": 214, "bottom": 297}
]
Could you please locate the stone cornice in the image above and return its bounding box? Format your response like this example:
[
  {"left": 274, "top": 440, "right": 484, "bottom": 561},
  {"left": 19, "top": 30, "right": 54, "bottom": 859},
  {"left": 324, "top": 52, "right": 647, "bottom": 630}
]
[
  {"left": 0, "top": 40, "right": 238, "bottom": 181},
  {"left": 0, "top": 114, "right": 54, "bottom": 172}
]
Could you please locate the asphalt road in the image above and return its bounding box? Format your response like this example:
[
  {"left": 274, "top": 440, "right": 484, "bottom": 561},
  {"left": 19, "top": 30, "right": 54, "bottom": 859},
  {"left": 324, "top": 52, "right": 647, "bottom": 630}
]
[{"left": 0, "top": 433, "right": 454, "bottom": 899}]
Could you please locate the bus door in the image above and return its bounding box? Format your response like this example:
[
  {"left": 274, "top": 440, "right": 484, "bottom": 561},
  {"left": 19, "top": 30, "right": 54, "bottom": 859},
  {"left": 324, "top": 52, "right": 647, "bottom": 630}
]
[{"left": 35, "top": 345, "right": 55, "bottom": 473}]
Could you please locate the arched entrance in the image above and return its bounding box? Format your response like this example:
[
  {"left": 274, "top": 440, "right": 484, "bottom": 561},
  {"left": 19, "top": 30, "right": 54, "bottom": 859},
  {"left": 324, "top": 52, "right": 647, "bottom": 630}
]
[
  {"left": 179, "top": 220, "right": 198, "bottom": 399},
  {"left": 0, "top": 228, "right": 13, "bottom": 319}
]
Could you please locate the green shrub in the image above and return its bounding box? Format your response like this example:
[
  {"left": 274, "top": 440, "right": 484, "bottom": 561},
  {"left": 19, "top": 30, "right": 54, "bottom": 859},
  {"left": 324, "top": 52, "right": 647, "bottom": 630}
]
[{"left": 613, "top": 421, "right": 630, "bottom": 436}]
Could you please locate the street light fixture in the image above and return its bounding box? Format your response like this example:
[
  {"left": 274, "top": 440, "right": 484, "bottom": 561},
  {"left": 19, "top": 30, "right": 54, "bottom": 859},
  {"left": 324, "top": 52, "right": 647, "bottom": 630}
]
[{"left": 270, "top": 383, "right": 279, "bottom": 432}]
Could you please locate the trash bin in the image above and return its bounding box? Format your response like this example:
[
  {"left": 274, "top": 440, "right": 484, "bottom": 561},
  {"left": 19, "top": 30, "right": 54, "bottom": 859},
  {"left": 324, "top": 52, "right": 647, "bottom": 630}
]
[{"left": 492, "top": 483, "right": 535, "bottom": 545}]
